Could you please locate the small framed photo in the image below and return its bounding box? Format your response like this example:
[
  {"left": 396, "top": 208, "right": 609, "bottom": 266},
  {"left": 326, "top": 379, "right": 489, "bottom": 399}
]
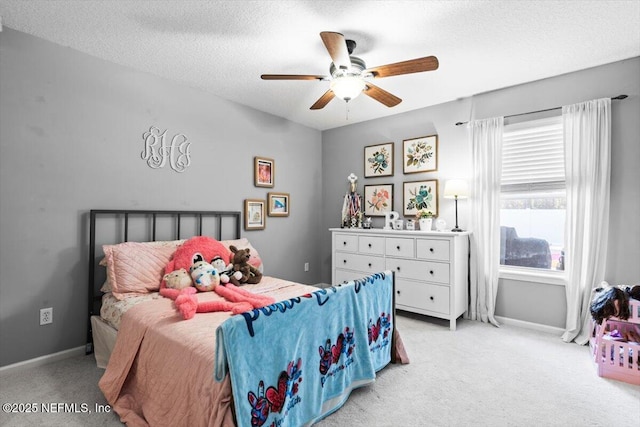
[
  {"left": 244, "top": 199, "right": 266, "bottom": 230},
  {"left": 364, "top": 184, "right": 394, "bottom": 216},
  {"left": 267, "top": 192, "right": 290, "bottom": 217},
  {"left": 403, "top": 135, "right": 438, "bottom": 174},
  {"left": 403, "top": 179, "right": 439, "bottom": 217},
  {"left": 254, "top": 157, "right": 275, "bottom": 187},
  {"left": 364, "top": 142, "right": 394, "bottom": 177}
]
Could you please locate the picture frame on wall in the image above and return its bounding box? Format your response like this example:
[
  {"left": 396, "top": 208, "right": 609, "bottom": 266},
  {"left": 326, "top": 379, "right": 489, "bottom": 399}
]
[
  {"left": 364, "top": 184, "right": 394, "bottom": 216},
  {"left": 254, "top": 157, "right": 275, "bottom": 187},
  {"left": 403, "top": 179, "right": 439, "bottom": 217},
  {"left": 244, "top": 199, "right": 266, "bottom": 230},
  {"left": 267, "top": 192, "right": 290, "bottom": 217},
  {"left": 364, "top": 142, "right": 394, "bottom": 177},
  {"left": 403, "top": 135, "right": 438, "bottom": 174}
]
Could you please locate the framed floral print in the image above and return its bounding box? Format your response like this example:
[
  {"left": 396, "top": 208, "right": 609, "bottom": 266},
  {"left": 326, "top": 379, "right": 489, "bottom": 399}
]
[
  {"left": 244, "top": 199, "right": 266, "bottom": 230},
  {"left": 267, "top": 192, "right": 290, "bottom": 217},
  {"left": 403, "top": 135, "right": 438, "bottom": 174},
  {"left": 403, "top": 179, "right": 438, "bottom": 217},
  {"left": 364, "top": 184, "right": 393, "bottom": 216},
  {"left": 254, "top": 157, "right": 274, "bottom": 187},
  {"left": 364, "top": 142, "right": 394, "bottom": 177}
]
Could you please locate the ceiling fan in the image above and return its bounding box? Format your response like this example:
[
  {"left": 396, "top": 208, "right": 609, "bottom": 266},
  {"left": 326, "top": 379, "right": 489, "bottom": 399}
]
[{"left": 261, "top": 31, "right": 439, "bottom": 110}]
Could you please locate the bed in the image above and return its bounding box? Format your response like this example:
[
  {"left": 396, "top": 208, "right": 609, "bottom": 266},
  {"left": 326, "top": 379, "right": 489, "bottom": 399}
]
[{"left": 88, "top": 209, "right": 406, "bottom": 426}]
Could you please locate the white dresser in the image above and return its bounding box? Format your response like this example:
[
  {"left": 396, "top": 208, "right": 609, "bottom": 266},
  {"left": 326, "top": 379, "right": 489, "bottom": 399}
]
[{"left": 330, "top": 228, "right": 471, "bottom": 330}]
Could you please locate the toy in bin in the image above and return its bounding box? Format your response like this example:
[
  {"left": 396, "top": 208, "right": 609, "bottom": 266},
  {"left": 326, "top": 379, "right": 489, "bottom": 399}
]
[{"left": 589, "top": 282, "right": 640, "bottom": 385}]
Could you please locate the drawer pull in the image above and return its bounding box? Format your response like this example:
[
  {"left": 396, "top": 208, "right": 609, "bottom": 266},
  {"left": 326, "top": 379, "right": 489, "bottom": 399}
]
[
  {"left": 396, "top": 245, "right": 401, "bottom": 250},
  {"left": 343, "top": 260, "right": 347, "bottom": 264},
  {"left": 430, "top": 248, "right": 434, "bottom": 253},
  {"left": 343, "top": 241, "right": 347, "bottom": 246},
  {"left": 396, "top": 266, "right": 401, "bottom": 271},
  {"left": 397, "top": 290, "right": 401, "bottom": 295},
  {"left": 430, "top": 296, "right": 434, "bottom": 301},
  {"left": 368, "top": 243, "right": 372, "bottom": 248},
  {"left": 429, "top": 270, "right": 434, "bottom": 275},
  {"left": 368, "top": 263, "right": 372, "bottom": 267}
]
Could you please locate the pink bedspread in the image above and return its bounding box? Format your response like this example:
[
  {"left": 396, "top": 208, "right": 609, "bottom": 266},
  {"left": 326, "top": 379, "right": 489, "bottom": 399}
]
[{"left": 99, "top": 277, "right": 319, "bottom": 427}]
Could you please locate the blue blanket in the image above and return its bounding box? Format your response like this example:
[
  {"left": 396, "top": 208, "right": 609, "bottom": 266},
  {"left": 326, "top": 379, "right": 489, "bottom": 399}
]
[{"left": 215, "top": 271, "right": 394, "bottom": 427}]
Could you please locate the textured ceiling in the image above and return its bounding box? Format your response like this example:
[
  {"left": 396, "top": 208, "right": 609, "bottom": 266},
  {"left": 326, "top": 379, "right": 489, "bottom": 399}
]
[{"left": 1, "top": 0, "right": 639, "bottom": 130}]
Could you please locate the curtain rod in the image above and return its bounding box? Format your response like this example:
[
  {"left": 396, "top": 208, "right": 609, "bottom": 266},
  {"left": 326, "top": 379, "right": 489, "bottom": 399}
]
[{"left": 454, "top": 94, "right": 628, "bottom": 126}]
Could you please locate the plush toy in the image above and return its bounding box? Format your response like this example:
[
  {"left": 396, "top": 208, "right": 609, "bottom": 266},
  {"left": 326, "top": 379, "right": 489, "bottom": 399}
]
[
  {"left": 163, "top": 268, "right": 192, "bottom": 290},
  {"left": 160, "top": 236, "right": 275, "bottom": 319},
  {"left": 211, "top": 255, "right": 242, "bottom": 284},
  {"left": 229, "top": 245, "right": 263, "bottom": 286},
  {"left": 190, "top": 261, "right": 220, "bottom": 292},
  {"left": 163, "top": 236, "right": 230, "bottom": 277}
]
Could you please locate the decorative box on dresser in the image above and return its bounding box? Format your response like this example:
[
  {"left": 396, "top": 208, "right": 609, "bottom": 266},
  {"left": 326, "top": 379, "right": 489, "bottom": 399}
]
[{"left": 330, "top": 228, "right": 471, "bottom": 330}]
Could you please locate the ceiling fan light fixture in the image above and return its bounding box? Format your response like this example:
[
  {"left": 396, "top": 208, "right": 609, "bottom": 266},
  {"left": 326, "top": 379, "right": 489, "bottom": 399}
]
[
  {"left": 330, "top": 75, "right": 366, "bottom": 102},
  {"left": 262, "top": 32, "right": 437, "bottom": 110}
]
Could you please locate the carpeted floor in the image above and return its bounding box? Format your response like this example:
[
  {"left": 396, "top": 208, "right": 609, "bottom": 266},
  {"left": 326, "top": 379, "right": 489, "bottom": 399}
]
[{"left": 1, "top": 312, "right": 638, "bottom": 426}]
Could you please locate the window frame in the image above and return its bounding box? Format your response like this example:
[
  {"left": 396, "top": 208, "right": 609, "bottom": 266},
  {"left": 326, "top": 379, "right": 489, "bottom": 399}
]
[{"left": 498, "top": 115, "right": 567, "bottom": 285}]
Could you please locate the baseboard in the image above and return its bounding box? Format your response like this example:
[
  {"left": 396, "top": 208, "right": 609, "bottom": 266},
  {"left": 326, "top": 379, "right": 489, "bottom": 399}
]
[
  {"left": 0, "top": 346, "right": 85, "bottom": 375},
  {"left": 495, "top": 315, "right": 565, "bottom": 336}
]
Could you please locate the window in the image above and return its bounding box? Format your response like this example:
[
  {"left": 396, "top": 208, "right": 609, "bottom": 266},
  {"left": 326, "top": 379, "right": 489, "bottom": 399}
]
[{"left": 500, "top": 116, "right": 565, "bottom": 272}]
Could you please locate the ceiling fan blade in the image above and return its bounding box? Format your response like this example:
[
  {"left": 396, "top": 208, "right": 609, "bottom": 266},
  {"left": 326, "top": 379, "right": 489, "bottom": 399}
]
[
  {"left": 310, "top": 90, "right": 336, "bottom": 110},
  {"left": 366, "top": 56, "right": 439, "bottom": 78},
  {"left": 261, "top": 74, "right": 326, "bottom": 81},
  {"left": 363, "top": 82, "right": 402, "bottom": 107},
  {"left": 320, "top": 32, "right": 351, "bottom": 70}
]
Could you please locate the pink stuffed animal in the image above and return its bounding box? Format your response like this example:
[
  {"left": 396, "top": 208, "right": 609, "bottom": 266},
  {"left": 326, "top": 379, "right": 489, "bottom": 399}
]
[{"left": 160, "top": 236, "right": 274, "bottom": 319}]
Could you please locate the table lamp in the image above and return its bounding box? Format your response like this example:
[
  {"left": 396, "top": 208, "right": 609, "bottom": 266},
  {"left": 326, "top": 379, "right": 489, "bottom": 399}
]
[{"left": 443, "top": 179, "right": 469, "bottom": 232}]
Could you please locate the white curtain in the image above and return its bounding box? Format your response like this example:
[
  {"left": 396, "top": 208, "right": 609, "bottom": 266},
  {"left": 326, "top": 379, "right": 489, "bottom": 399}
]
[
  {"left": 467, "top": 117, "right": 503, "bottom": 326},
  {"left": 562, "top": 98, "right": 611, "bottom": 344}
]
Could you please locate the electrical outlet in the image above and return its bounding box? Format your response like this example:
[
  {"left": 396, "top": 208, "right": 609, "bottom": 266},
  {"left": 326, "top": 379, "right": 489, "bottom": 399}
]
[
  {"left": 40, "top": 307, "right": 53, "bottom": 325},
  {"left": 304, "top": 262, "right": 309, "bottom": 272}
]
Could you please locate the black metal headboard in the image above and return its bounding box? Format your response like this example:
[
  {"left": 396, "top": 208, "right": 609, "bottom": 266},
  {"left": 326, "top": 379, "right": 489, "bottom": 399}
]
[{"left": 86, "top": 209, "right": 242, "bottom": 353}]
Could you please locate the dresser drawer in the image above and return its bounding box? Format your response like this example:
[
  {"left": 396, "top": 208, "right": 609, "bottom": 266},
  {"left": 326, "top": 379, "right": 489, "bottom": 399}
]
[
  {"left": 385, "top": 237, "right": 415, "bottom": 258},
  {"left": 335, "top": 252, "right": 385, "bottom": 274},
  {"left": 334, "top": 233, "right": 358, "bottom": 253},
  {"left": 416, "top": 239, "right": 450, "bottom": 262},
  {"left": 358, "top": 236, "right": 385, "bottom": 255},
  {"left": 335, "top": 269, "right": 370, "bottom": 285},
  {"left": 395, "top": 279, "right": 450, "bottom": 314},
  {"left": 385, "top": 258, "right": 450, "bottom": 284}
]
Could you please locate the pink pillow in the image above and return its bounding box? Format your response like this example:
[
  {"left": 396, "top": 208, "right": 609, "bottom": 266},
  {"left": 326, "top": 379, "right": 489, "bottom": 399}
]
[{"left": 102, "top": 240, "right": 184, "bottom": 299}]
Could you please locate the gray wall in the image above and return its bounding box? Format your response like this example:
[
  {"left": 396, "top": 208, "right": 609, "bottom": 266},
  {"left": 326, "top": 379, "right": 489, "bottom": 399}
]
[
  {"left": 321, "top": 57, "right": 640, "bottom": 329},
  {"left": 1, "top": 25, "right": 638, "bottom": 366},
  {"left": 0, "top": 28, "right": 322, "bottom": 366}
]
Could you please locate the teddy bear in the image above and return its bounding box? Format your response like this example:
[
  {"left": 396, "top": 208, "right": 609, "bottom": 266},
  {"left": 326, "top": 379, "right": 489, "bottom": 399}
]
[
  {"left": 160, "top": 236, "right": 274, "bottom": 319},
  {"left": 163, "top": 268, "right": 192, "bottom": 290},
  {"left": 228, "top": 245, "right": 263, "bottom": 286}
]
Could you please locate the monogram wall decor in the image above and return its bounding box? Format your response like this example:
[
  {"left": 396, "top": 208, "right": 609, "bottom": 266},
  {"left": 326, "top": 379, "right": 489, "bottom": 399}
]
[{"left": 141, "top": 126, "right": 191, "bottom": 173}]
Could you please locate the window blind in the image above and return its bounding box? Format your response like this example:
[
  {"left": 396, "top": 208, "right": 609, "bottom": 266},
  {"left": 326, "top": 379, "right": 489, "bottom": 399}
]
[{"left": 501, "top": 116, "right": 564, "bottom": 193}]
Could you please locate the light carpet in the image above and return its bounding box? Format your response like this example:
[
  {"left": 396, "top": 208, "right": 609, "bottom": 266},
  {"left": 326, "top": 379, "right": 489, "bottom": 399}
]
[{"left": 1, "top": 312, "right": 638, "bottom": 426}]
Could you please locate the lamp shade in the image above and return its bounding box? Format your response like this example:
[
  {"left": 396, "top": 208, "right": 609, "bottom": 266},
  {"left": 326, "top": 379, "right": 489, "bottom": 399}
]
[
  {"left": 330, "top": 75, "right": 366, "bottom": 101},
  {"left": 444, "top": 179, "right": 469, "bottom": 199}
]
